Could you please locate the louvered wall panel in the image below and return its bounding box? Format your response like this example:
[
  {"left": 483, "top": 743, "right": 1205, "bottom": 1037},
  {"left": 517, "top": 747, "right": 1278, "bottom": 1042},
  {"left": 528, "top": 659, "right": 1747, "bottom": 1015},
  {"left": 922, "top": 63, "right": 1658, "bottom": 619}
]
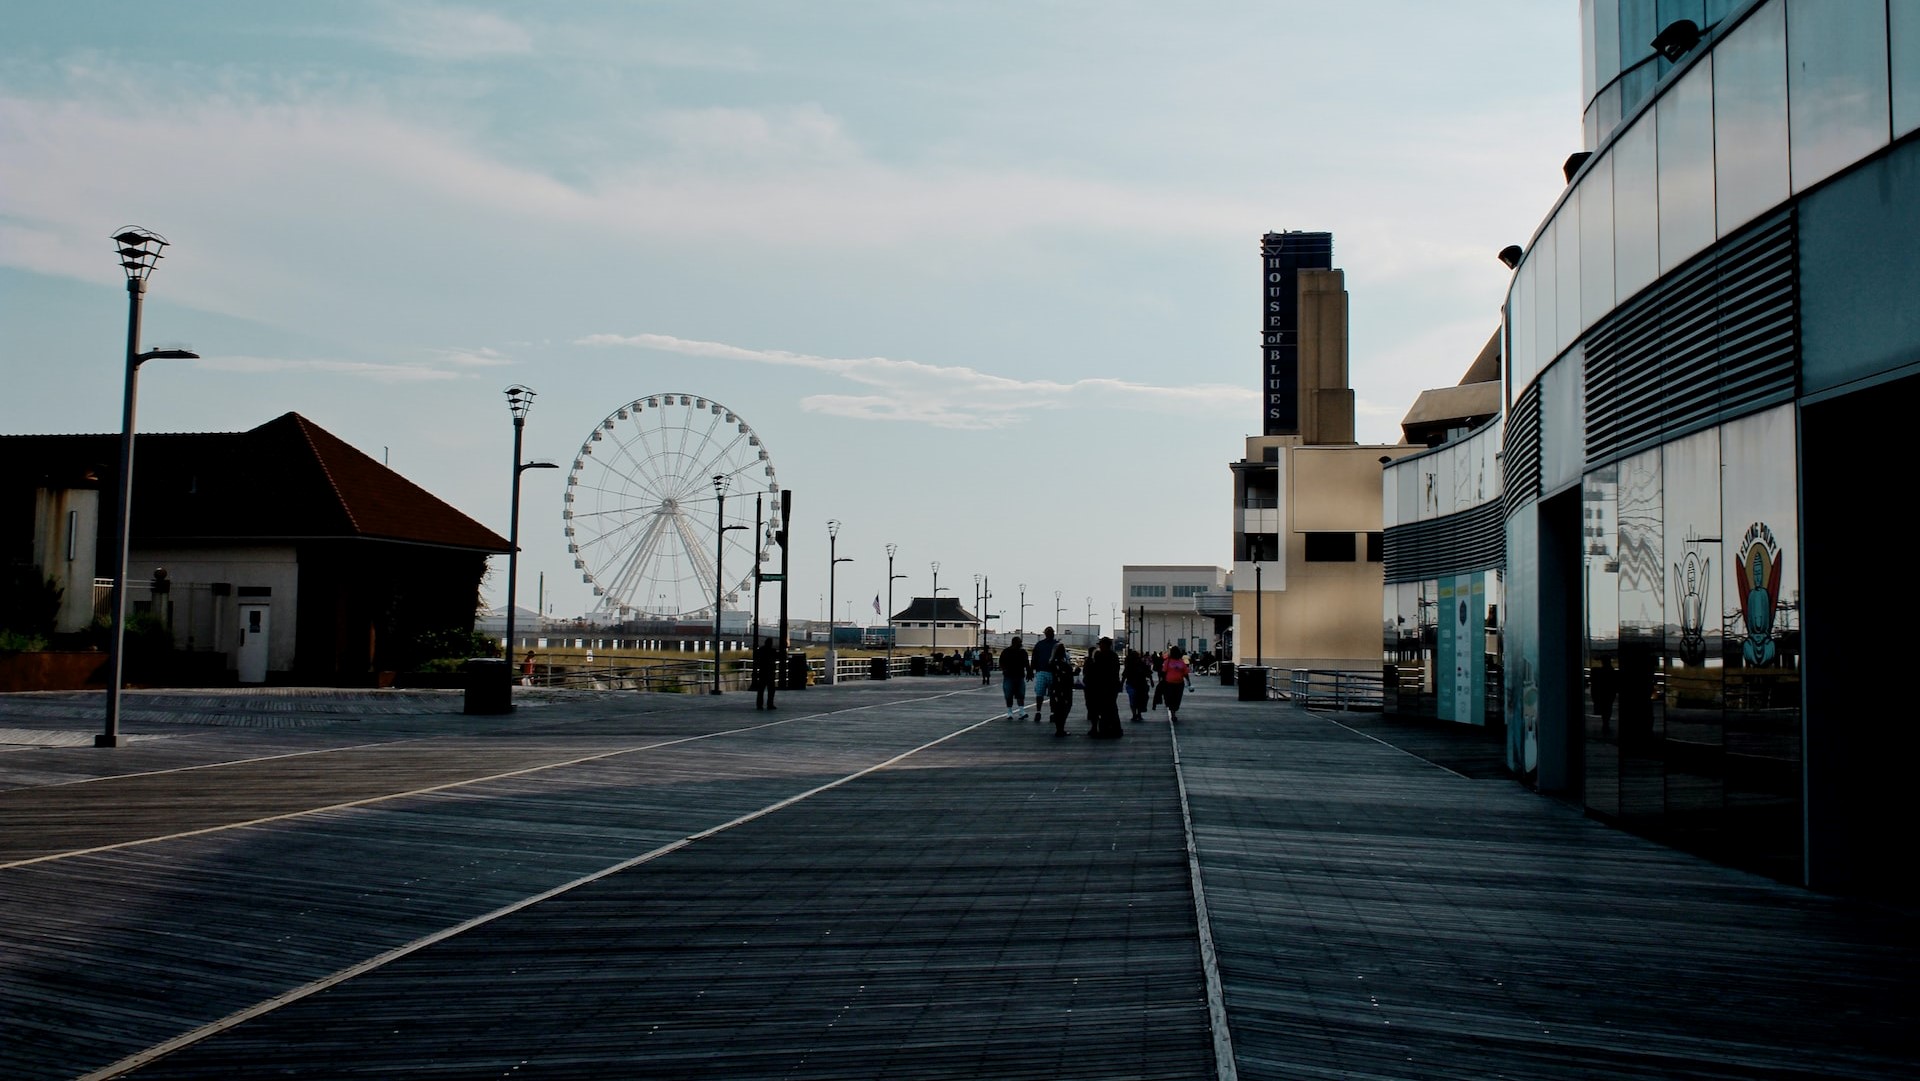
[
  {"left": 1383, "top": 498, "right": 1508, "bottom": 584},
  {"left": 1503, "top": 384, "right": 1542, "bottom": 515},
  {"left": 1582, "top": 209, "right": 1796, "bottom": 467}
]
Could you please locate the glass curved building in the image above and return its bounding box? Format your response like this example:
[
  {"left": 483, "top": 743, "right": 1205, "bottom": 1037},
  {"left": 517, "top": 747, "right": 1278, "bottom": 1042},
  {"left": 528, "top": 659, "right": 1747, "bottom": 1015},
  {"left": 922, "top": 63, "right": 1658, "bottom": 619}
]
[{"left": 1497, "top": 0, "right": 1917, "bottom": 898}]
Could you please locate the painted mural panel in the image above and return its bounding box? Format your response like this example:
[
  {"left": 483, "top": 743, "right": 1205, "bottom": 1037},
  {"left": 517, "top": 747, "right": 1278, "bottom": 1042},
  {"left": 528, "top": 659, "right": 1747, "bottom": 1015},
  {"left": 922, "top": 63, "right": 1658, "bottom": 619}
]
[{"left": 1720, "top": 405, "right": 1802, "bottom": 875}]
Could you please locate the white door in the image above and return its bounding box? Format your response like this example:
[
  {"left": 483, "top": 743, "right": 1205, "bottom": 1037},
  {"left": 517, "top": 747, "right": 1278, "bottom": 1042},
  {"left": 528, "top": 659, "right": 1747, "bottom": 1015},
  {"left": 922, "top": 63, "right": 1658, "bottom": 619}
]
[{"left": 238, "top": 604, "right": 270, "bottom": 684}]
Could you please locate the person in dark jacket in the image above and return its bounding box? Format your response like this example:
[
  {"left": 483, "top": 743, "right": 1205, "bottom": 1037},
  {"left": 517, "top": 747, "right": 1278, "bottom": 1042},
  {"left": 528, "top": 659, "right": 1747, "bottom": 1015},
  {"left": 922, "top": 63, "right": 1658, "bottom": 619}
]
[
  {"left": 1047, "top": 644, "right": 1076, "bottom": 736},
  {"left": 999, "top": 636, "right": 1029, "bottom": 720},
  {"left": 1122, "top": 649, "right": 1152, "bottom": 722},
  {"left": 1084, "top": 637, "right": 1123, "bottom": 738},
  {"left": 1030, "top": 628, "right": 1060, "bottom": 715}
]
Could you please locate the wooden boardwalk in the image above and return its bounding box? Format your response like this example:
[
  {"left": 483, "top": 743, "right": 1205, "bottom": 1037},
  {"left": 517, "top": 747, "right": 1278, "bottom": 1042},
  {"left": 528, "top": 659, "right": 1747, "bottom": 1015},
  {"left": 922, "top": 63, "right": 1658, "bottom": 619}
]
[{"left": 0, "top": 681, "right": 1912, "bottom": 1079}]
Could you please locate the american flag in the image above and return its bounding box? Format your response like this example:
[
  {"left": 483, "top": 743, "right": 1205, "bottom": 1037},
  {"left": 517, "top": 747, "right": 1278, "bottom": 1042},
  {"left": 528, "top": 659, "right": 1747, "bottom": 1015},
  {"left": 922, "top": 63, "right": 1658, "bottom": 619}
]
[{"left": 872, "top": 594, "right": 882, "bottom": 616}]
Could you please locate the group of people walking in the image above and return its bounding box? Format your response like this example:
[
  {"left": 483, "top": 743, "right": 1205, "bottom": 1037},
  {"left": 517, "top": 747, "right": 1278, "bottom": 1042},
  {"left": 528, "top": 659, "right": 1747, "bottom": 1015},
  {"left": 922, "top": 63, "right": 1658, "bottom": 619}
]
[{"left": 992, "top": 628, "right": 1193, "bottom": 738}]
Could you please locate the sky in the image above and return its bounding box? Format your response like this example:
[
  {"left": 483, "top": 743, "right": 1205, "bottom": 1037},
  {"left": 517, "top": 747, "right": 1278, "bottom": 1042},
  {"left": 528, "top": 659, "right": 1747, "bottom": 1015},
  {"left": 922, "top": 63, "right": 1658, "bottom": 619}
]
[{"left": 0, "top": 1, "right": 1581, "bottom": 635}]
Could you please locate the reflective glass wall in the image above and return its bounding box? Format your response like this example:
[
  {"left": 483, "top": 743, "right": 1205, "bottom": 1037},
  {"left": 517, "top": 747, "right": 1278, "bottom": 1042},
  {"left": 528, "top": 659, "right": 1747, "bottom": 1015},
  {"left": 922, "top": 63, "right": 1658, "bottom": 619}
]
[
  {"left": 1523, "top": 0, "right": 1902, "bottom": 396},
  {"left": 1572, "top": 406, "right": 1801, "bottom": 877}
]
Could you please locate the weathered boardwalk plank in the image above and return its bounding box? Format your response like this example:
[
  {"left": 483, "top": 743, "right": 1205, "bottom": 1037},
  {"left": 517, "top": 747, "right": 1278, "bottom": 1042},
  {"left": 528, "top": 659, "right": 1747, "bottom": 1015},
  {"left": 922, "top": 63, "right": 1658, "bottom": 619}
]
[{"left": 0, "top": 682, "right": 1913, "bottom": 1080}]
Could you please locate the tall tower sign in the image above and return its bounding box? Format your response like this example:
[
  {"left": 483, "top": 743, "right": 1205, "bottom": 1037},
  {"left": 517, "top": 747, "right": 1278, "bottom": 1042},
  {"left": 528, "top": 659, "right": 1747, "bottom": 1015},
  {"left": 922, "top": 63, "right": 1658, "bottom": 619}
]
[{"left": 1260, "top": 231, "right": 1333, "bottom": 435}]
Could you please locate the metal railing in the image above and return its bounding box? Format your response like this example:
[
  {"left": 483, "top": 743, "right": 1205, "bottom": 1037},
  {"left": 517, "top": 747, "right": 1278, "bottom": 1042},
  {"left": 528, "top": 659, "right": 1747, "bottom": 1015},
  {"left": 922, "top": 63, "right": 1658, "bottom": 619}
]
[{"left": 1289, "top": 669, "right": 1385, "bottom": 711}]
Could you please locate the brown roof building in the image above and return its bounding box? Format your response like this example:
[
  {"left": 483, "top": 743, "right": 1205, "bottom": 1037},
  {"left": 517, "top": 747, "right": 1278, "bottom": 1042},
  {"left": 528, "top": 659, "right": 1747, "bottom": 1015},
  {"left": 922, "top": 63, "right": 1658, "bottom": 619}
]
[{"left": 2, "top": 413, "right": 507, "bottom": 686}]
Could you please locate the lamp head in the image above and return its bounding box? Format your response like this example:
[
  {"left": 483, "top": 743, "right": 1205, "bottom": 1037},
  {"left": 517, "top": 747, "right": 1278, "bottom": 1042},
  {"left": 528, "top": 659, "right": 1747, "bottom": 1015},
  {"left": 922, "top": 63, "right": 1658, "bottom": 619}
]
[
  {"left": 112, "top": 227, "right": 169, "bottom": 283},
  {"left": 712, "top": 473, "right": 731, "bottom": 496},
  {"left": 827, "top": 518, "right": 841, "bottom": 538},
  {"left": 1497, "top": 245, "right": 1524, "bottom": 269},
  {"left": 505, "top": 384, "right": 536, "bottom": 419},
  {"left": 1650, "top": 19, "right": 1702, "bottom": 63}
]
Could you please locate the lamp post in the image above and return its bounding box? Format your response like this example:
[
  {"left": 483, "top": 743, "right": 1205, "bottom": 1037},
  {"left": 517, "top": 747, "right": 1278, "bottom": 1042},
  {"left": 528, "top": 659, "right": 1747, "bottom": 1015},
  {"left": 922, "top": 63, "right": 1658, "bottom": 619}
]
[
  {"left": 710, "top": 475, "right": 746, "bottom": 694},
  {"left": 931, "top": 562, "right": 946, "bottom": 663},
  {"left": 503, "top": 385, "right": 557, "bottom": 700},
  {"left": 101, "top": 228, "right": 199, "bottom": 748},
  {"left": 1255, "top": 560, "right": 1264, "bottom": 669},
  {"left": 885, "top": 543, "right": 906, "bottom": 678},
  {"left": 1018, "top": 583, "right": 1030, "bottom": 638},
  {"left": 1054, "top": 590, "right": 1063, "bottom": 640},
  {"left": 825, "top": 520, "right": 853, "bottom": 683}
]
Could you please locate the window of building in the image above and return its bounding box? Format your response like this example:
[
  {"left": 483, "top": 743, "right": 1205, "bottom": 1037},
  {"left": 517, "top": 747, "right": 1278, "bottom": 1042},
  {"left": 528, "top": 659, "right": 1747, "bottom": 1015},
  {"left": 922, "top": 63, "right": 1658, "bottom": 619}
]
[
  {"left": 1130, "top": 585, "right": 1167, "bottom": 598},
  {"left": 1788, "top": 0, "right": 1890, "bottom": 193},
  {"left": 1172, "top": 584, "right": 1206, "bottom": 597},
  {"left": 1244, "top": 532, "right": 1279, "bottom": 562},
  {"left": 1366, "top": 532, "right": 1383, "bottom": 562},
  {"left": 1303, "top": 532, "right": 1357, "bottom": 562}
]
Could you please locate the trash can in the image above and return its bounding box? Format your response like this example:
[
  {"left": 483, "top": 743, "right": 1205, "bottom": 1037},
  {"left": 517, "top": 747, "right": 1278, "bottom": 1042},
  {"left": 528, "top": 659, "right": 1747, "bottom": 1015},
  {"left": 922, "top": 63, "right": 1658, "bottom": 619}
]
[
  {"left": 464, "top": 658, "right": 512, "bottom": 714},
  {"left": 1218, "top": 661, "right": 1235, "bottom": 687},
  {"left": 1236, "top": 665, "right": 1270, "bottom": 702},
  {"left": 786, "top": 653, "right": 811, "bottom": 690},
  {"left": 909, "top": 655, "right": 927, "bottom": 677},
  {"left": 869, "top": 656, "right": 889, "bottom": 680}
]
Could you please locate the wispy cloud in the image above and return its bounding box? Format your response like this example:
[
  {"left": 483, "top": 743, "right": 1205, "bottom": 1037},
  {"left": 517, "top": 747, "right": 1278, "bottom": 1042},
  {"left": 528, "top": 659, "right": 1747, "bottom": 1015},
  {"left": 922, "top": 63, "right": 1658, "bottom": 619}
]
[
  {"left": 191, "top": 355, "right": 462, "bottom": 383},
  {"left": 366, "top": 4, "right": 534, "bottom": 60},
  {"left": 577, "top": 332, "right": 1254, "bottom": 430}
]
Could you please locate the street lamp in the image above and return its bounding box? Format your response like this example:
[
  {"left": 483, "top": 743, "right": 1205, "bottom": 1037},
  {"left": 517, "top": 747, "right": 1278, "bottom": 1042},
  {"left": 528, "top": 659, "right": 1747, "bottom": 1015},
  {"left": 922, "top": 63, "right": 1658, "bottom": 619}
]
[
  {"left": 1054, "top": 590, "right": 1063, "bottom": 639},
  {"left": 1019, "top": 583, "right": 1030, "bottom": 638},
  {"left": 931, "top": 562, "right": 947, "bottom": 663},
  {"left": 885, "top": 543, "right": 906, "bottom": 678},
  {"left": 101, "top": 228, "right": 199, "bottom": 748},
  {"left": 711, "top": 475, "right": 746, "bottom": 694},
  {"left": 824, "top": 520, "right": 853, "bottom": 683},
  {"left": 503, "top": 385, "right": 558, "bottom": 699}
]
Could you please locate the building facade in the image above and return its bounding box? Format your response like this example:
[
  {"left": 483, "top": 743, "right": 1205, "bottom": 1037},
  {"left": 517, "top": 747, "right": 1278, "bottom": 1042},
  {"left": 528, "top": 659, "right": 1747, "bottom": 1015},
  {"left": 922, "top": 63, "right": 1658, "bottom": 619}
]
[
  {"left": 1120, "top": 565, "right": 1227, "bottom": 655},
  {"left": 1498, "top": 0, "right": 1919, "bottom": 898},
  {"left": 1232, "top": 237, "right": 1422, "bottom": 672}
]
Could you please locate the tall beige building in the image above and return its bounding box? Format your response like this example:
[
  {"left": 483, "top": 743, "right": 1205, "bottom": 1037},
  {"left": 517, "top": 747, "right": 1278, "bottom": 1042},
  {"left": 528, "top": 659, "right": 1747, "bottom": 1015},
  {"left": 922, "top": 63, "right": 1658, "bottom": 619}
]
[{"left": 1231, "top": 238, "right": 1420, "bottom": 672}]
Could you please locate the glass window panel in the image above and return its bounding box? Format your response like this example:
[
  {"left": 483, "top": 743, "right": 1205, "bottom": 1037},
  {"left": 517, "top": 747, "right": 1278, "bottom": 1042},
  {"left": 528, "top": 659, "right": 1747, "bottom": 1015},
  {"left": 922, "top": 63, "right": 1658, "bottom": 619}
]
[
  {"left": 1719, "top": 405, "right": 1801, "bottom": 870},
  {"left": 1597, "top": 81, "right": 1625, "bottom": 146},
  {"left": 1557, "top": 187, "right": 1583, "bottom": 345},
  {"left": 1580, "top": 154, "right": 1616, "bottom": 325},
  {"left": 1583, "top": 464, "right": 1621, "bottom": 819},
  {"left": 1509, "top": 259, "right": 1537, "bottom": 393},
  {"left": 1621, "top": 0, "right": 1659, "bottom": 82},
  {"left": 1661, "top": 428, "right": 1724, "bottom": 822},
  {"left": 1534, "top": 217, "right": 1558, "bottom": 364},
  {"left": 1504, "top": 508, "right": 1541, "bottom": 779},
  {"left": 1582, "top": 0, "right": 1599, "bottom": 105},
  {"left": 1613, "top": 116, "right": 1661, "bottom": 300},
  {"left": 1597, "top": 0, "right": 1624, "bottom": 100},
  {"left": 1541, "top": 346, "right": 1585, "bottom": 494},
  {"left": 1894, "top": 0, "right": 1920, "bottom": 137},
  {"left": 1713, "top": 3, "right": 1790, "bottom": 234},
  {"left": 1658, "top": 56, "right": 1717, "bottom": 273},
  {"left": 1616, "top": 446, "right": 1666, "bottom": 820},
  {"left": 1788, "top": 0, "right": 1891, "bottom": 192}
]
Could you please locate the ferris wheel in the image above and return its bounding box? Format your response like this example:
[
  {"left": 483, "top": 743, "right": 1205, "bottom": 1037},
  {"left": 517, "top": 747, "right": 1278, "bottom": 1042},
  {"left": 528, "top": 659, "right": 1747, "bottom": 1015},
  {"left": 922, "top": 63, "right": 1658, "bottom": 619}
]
[{"left": 562, "top": 393, "right": 777, "bottom": 620}]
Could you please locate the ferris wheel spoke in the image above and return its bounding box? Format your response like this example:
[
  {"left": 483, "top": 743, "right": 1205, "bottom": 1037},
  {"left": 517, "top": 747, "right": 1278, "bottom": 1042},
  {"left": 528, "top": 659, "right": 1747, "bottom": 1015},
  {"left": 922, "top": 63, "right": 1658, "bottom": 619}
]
[
  {"left": 668, "top": 506, "right": 720, "bottom": 597},
  {"left": 601, "top": 510, "right": 672, "bottom": 611},
  {"left": 604, "top": 432, "right": 676, "bottom": 499}
]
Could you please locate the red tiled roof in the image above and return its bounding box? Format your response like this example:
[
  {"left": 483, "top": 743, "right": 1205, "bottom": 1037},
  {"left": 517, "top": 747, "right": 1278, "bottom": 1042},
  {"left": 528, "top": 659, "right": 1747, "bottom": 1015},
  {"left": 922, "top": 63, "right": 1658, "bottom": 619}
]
[{"left": 0, "top": 413, "right": 508, "bottom": 553}]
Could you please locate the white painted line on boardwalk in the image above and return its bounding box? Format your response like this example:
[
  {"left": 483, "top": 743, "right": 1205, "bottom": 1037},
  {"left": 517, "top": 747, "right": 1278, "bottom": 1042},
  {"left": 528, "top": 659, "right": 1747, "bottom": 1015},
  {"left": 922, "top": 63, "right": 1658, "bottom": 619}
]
[
  {"left": 1169, "top": 723, "right": 1240, "bottom": 1081},
  {"left": 27, "top": 738, "right": 425, "bottom": 789},
  {"left": 1326, "top": 716, "right": 1472, "bottom": 779},
  {"left": 3, "top": 691, "right": 978, "bottom": 872},
  {"left": 78, "top": 708, "right": 1000, "bottom": 1081}
]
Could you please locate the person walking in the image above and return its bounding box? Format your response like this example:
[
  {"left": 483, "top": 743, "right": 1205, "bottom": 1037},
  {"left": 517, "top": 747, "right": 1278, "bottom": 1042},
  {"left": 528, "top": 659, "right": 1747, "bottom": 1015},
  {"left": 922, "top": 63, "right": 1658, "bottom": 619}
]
[
  {"left": 978, "top": 642, "right": 993, "bottom": 685},
  {"left": 1122, "top": 648, "right": 1152, "bottom": 722},
  {"left": 1047, "top": 644, "right": 1076, "bottom": 736},
  {"left": 1084, "top": 637, "right": 1123, "bottom": 738},
  {"left": 1161, "top": 645, "right": 1191, "bottom": 723},
  {"left": 1030, "top": 627, "right": 1060, "bottom": 722},
  {"left": 999, "top": 636, "right": 1030, "bottom": 720}
]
